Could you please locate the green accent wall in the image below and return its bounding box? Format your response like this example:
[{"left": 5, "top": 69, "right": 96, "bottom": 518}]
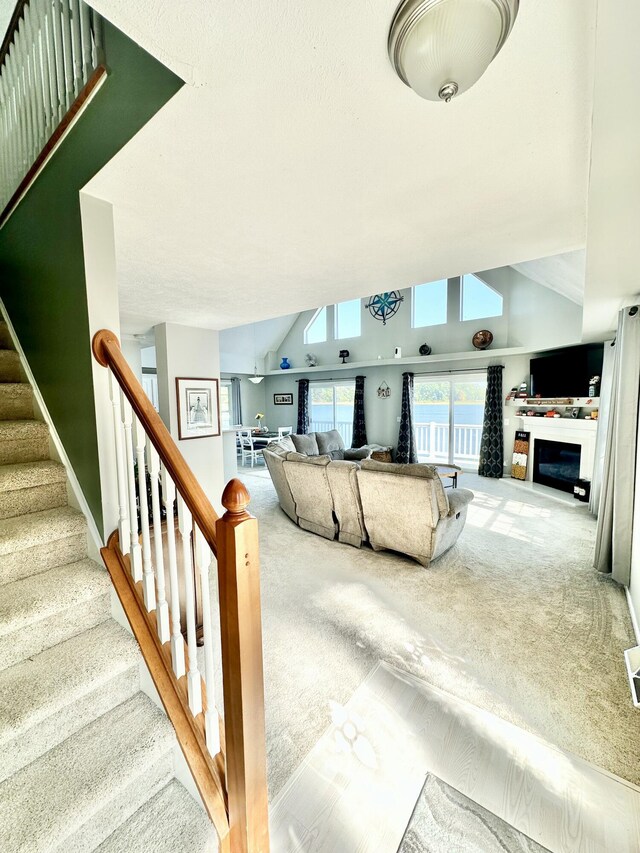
[{"left": 0, "top": 21, "right": 183, "bottom": 533}]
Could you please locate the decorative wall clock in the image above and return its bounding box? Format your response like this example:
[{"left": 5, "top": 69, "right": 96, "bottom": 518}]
[{"left": 365, "top": 291, "right": 403, "bottom": 325}]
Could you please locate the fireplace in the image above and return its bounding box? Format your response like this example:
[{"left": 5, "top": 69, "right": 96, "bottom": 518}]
[{"left": 533, "top": 439, "right": 581, "bottom": 493}]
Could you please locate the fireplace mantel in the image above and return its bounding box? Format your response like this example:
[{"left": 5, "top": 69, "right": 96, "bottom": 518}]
[{"left": 515, "top": 416, "right": 598, "bottom": 481}]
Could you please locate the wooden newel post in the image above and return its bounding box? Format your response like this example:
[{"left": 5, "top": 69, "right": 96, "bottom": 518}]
[{"left": 216, "top": 479, "right": 270, "bottom": 853}]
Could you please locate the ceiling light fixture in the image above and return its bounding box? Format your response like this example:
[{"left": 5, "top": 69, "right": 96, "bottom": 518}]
[
  {"left": 248, "top": 323, "right": 264, "bottom": 384},
  {"left": 388, "top": 0, "right": 519, "bottom": 102}
]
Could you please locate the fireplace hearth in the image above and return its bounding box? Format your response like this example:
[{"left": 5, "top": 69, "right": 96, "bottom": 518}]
[{"left": 533, "top": 438, "right": 581, "bottom": 493}]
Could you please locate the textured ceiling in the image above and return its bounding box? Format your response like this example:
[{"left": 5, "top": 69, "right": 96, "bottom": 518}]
[
  {"left": 512, "top": 250, "right": 586, "bottom": 305},
  {"left": 85, "top": 0, "right": 596, "bottom": 335}
]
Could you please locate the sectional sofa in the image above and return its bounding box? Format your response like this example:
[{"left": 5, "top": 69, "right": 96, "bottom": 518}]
[{"left": 263, "top": 430, "right": 473, "bottom": 566}]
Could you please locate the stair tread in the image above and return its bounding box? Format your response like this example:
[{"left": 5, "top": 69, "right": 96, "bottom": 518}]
[
  {"left": 0, "top": 559, "right": 108, "bottom": 638},
  {"left": 96, "top": 780, "right": 218, "bottom": 853},
  {"left": 0, "top": 620, "right": 139, "bottom": 747},
  {"left": 0, "top": 693, "right": 174, "bottom": 853},
  {"left": 0, "top": 382, "right": 31, "bottom": 395},
  {"left": 0, "top": 460, "right": 66, "bottom": 493},
  {"left": 0, "top": 418, "right": 48, "bottom": 439},
  {"left": 0, "top": 504, "right": 85, "bottom": 555}
]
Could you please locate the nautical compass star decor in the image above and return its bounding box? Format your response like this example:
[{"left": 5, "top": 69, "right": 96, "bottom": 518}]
[{"left": 365, "top": 291, "right": 403, "bottom": 325}]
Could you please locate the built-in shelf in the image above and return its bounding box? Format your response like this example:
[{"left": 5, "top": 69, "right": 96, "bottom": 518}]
[
  {"left": 265, "top": 346, "right": 531, "bottom": 376},
  {"left": 508, "top": 397, "right": 600, "bottom": 408},
  {"left": 514, "top": 415, "right": 598, "bottom": 430}
]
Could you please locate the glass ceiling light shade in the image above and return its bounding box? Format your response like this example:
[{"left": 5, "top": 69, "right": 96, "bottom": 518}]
[
  {"left": 388, "top": 0, "right": 519, "bottom": 102},
  {"left": 248, "top": 323, "right": 264, "bottom": 383},
  {"left": 248, "top": 372, "right": 264, "bottom": 384}
]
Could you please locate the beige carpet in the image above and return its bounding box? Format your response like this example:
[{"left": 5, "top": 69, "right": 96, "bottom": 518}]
[{"left": 240, "top": 466, "right": 639, "bottom": 804}]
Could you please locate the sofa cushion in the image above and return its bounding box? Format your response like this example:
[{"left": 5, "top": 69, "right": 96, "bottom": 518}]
[
  {"left": 285, "top": 452, "right": 331, "bottom": 466},
  {"left": 265, "top": 435, "right": 296, "bottom": 455},
  {"left": 360, "top": 459, "right": 449, "bottom": 518},
  {"left": 316, "top": 429, "right": 345, "bottom": 456},
  {"left": 291, "top": 433, "right": 320, "bottom": 456}
]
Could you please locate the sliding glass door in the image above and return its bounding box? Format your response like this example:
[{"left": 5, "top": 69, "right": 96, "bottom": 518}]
[
  {"left": 310, "top": 382, "right": 355, "bottom": 446},
  {"left": 414, "top": 374, "right": 487, "bottom": 467}
]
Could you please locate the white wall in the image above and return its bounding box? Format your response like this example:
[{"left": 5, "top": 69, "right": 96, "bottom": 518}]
[
  {"left": 80, "top": 193, "right": 120, "bottom": 542},
  {"left": 266, "top": 275, "right": 581, "bottom": 371},
  {"left": 121, "top": 338, "right": 143, "bottom": 382},
  {"left": 154, "top": 323, "right": 225, "bottom": 515}
]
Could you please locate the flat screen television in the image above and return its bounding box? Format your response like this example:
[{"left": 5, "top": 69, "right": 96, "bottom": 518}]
[{"left": 530, "top": 344, "right": 604, "bottom": 398}]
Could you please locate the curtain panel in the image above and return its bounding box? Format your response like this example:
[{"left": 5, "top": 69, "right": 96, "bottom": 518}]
[
  {"left": 478, "top": 365, "right": 504, "bottom": 478},
  {"left": 297, "top": 379, "right": 310, "bottom": 434},
  {"left": 230, "top": 377, "right": 242, "bottom": 426},
  {"left": 351, "top": 375, "right": 368, "bottom": 447},
  {"left": 594, "top": 305, "right": 640, "bottom": 586},
  {"left": 396, "top": 372, "right": 417, "bottom": 463}
]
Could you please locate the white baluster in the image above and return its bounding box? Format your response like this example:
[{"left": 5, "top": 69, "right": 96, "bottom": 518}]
[
  {"left": 69, "top": 0, "right": 83, "bottom": 93},
  {"left": 109, "top": 370, "right": 131, "bottom": 553},
  {"left": 79, "top": 0, "right": 93, "bottom": 78},
  {"left": 134, "top": 416, "right": 156, "bottom": 611},
  {"left": 60, "top": 0, "right": 74, "bottom": 105},
  {"left": 91, "top": 8, "right": 104, "bottom": 67},
  {"left": 195, "top": 527, "right": 220, "bottom": 754},
  {"left": 148, "top": 442, "right": 170, "bottom": 643},
  {"left": 51, "top": 0, "right": 66, "bottom": 117},
  {"left": 24, "top": 4, "right": 44, "bottom": 153},
  {"left": 36, "top": 0, "right": 54, "bottom": 138},
  {"left": 161, "top": 469, "right": 185, "bottom": 678},
  {"left": 177, "top": 497, "right": 202, "bottom": 715},
  {"left": 121, "top": 393, "right": 142, "bottom": 581}
]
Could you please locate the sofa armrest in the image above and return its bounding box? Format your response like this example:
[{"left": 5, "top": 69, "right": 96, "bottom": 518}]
[
  {"left": 344, "top": 447, "right": 372, "bottom": 461},
  {"left": 447, "top": 489, "right": 474, "bottom": 517}
]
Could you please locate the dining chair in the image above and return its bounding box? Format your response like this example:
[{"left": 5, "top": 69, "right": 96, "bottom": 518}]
[
  {"left": 278, "top": 426, "right": 293, "bottom": 438},
  {"left": 239, "top": 429, "right": 263, "bottom": 467}
]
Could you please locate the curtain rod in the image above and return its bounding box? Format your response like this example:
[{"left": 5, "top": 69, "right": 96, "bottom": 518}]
[
  {"left": 413, "top": 366, "right": 502, "bottom": 377},
  {"left": 295, "top": 376, "right": 366, "bottom": 383}
]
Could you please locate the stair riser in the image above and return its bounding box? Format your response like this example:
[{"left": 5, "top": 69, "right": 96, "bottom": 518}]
[
  {"left": 0, "top": 326, "right": 12, "bottom": 349},
  {"left": 0, "top": 595, "right": 110, "bottom": 672},
  {"left": 0, "top": 390, "right": 34, "bottom": 421},
  {"left": 54, "top": 754, "right": 174, "bottom": 853},
  {"left": 0, "top": 666, "right": 139, "bottom": 783},
  {"left": 0, "top": 482, "right": 67, "bottom": 520},
  {"left": 0, "top": 352, "right": 25, "bottom": 383},
  {"left": 0, "top": 533, "right": 87, "bottom": 586},
  {"left": 0, "top": 438, "right": 49, "bottom": 465}
]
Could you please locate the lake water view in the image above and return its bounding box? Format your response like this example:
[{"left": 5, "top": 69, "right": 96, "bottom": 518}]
[{"left": 310, "top": 402, "right": 485, "bottom": 427}]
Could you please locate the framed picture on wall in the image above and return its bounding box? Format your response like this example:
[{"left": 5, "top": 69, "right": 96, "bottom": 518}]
[
  {"left": 274, "top": 393, "right": 293, "bottom": 405},
  {"left": 175, "top": 377, "right": 220, "bottom": 440}
]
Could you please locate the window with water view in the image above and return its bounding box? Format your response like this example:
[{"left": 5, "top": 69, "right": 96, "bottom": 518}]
[
  {"left": 413, "top": 375, "right": 487, "bottom": 466},
  {"left": 310, "top": 382, "right": 355, "bottom": 447}
]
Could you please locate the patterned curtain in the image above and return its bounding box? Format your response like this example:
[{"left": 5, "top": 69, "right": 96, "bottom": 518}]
[
  {"left": 297, "top": 379, "right": 310, "bottom": 434},
  {"left": 351, "top": 375, "right": 368, "bottom": 447},
  {"left": 478, "top": 365, "right": 504, "bottom": 478},
  {"left": 230, "top": 377, "right": 242, "bottom": 426},
  {"left": 396, "top": 372, "right": 417, "bottom": 463}
]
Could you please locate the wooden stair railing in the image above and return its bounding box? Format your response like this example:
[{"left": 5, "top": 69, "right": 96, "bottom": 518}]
[{"left": 92, "top": 330, "right": 270, "bottom": 853}]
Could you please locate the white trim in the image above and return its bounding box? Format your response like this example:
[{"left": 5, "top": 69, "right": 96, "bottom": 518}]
[
  {"left": 0, "top": 298, "right": 104, "bottom": 553},
  {"left": 625, "top": 586, "right": 640, "bottom": 646}
]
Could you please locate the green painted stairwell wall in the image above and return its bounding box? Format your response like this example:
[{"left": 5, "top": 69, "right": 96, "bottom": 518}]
[{"left": 0, "top": 20, "right": 183, "bottom": 533}]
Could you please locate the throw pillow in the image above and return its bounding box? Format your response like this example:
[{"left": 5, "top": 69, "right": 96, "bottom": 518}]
[
  {"left": 291, "top": 432, "right": 320, "bottom": 456},
  {"left": 316, "top": 429, "right": 345, "bottom": 455}
]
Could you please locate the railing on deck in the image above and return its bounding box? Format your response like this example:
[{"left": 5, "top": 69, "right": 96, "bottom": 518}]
[
  {"left": 92, "top": 330, "right": 270, "bottom": 853},
  {"left": 415, "top": 421, "right": 482, "bottom": 464},
  {"left": 310, "top": 419, "right": 353, "bottom": 447},
  {"left": 0, "top": 0, "right": 105, "bottom": 221}
]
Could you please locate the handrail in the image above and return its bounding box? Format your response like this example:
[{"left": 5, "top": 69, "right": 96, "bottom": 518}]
[
  {"left": 92, "top": 329, "right": 219, "bottom": 556},
  {"left": 92, "top": 329, "right": 270, "bottom": 853}
]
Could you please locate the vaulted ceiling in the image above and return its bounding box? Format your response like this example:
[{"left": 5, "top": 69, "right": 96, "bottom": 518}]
[{"left": 84, "top": 0, "right": 596, "bottom": 335}]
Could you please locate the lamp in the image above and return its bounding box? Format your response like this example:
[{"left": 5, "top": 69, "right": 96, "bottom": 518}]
[
  {"left": 248, "top": 323, "right": 264, "bottom": 384},
  {"left": 388, "top": 0, "right": 519, "bottom": 102}
]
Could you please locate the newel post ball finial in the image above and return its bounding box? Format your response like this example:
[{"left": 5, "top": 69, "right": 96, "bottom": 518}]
[
  {"left": 92, "top": 329, "right": 121, "bottom": 367},
  {"left": 221, "top": 478, "right": 251, "bottom": 516}
]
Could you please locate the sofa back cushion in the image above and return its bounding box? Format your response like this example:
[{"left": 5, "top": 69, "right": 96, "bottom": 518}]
[
  {"left": 315, "top": 429, "right": 345, "bottom": 458},
  {"left": 291, "top": 432, "right": 320, "bottom": 456},
  {"left": 360, "top": 459, "right": 449, "bottom": 519}
]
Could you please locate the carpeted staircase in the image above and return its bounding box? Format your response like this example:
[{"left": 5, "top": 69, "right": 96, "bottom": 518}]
[{"left": 0, "top": 321, "right": 217, "bottom": 852}]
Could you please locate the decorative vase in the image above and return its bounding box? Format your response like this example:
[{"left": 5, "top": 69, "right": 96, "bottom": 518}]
[{"left": 280, "top": 357, "right": 291, "bottom": 370}]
